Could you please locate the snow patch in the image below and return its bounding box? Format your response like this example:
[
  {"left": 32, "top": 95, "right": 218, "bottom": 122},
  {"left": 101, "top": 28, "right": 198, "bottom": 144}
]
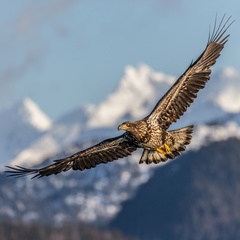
[
  {"left": 210, "top": 67, "right": 240, "bottom": 113},
  {"left": 21, "top": 98, "right": 52, "bottom": 131},
  {"left": 190, "top": 122, "right": 240, "bottom": 151},
  {"left": 11, "top": 135, "right": 60, "bottom": 167}
]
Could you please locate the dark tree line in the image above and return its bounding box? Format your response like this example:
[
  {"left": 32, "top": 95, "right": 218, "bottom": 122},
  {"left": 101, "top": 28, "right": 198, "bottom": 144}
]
[{"left": 0, "top": 220, "right": 136, "bottom": 240}]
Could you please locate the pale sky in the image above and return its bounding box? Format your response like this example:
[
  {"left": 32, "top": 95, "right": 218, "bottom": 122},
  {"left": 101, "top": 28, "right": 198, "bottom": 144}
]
[{"left": 0, "top": 0, "right": 240, "bottom": 120}]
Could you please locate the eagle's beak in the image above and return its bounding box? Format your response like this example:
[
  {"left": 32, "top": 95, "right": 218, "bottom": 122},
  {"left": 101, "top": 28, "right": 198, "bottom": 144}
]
[{"left": 118, "top": 123, "right": 126, "bottom": 131}]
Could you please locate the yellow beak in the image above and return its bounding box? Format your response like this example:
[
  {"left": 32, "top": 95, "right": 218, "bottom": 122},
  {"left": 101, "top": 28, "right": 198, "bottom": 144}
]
[{"left": 118, "top": 123, "right": 127, "bottom": 131}]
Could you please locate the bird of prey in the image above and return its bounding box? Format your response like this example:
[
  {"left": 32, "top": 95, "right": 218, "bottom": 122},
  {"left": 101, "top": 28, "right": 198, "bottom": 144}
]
[{"left": 6, "top": 16, "right": 232, "bottom": 178}]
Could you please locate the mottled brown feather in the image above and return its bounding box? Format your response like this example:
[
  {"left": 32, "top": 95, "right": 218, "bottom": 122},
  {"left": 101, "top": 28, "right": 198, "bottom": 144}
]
[
  {"left": 5, "top": 133, "right": 138, "bottom": 178},
  {"left": 145, "top": 15, "right": 233, "bottom": 130}
]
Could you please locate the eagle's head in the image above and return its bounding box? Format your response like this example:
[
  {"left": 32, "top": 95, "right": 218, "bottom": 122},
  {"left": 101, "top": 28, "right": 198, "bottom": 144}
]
[
  {"left": 118, "top": 120, "right": 147, "bottom": 141},
  {"left": 118, "top": 121, "right": 136, "bottom": 132}
]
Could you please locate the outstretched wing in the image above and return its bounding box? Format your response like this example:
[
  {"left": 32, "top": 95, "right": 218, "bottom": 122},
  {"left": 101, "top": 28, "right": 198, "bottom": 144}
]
[
  {"left": 145, "top": 15, "right": 233, "bottom": 130},
  {"left": 5, "top": 133, "right": 138, "bottom": 178}
]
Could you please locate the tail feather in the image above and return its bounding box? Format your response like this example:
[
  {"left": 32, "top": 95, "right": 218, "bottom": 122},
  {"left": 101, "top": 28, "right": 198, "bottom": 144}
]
[{"left": 139, "top": 125, "right": 193, "bottom": 164}]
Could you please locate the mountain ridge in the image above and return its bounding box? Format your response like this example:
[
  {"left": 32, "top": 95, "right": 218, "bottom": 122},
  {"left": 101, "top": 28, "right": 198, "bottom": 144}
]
[{"left": 109, "top": 138, "right": 240, "bottom": 240}]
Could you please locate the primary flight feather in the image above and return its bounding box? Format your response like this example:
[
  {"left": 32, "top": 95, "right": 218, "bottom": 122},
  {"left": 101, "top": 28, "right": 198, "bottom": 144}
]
[{"left": 5, "top": 15, "right": 233, "bottom": 178}]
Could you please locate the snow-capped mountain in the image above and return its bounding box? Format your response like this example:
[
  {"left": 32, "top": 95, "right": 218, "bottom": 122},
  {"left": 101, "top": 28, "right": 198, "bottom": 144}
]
[
  {"left": 0, "top": 97, "right": 52, "bottom": 166},
  {"left": 87, "top": 65, "right": 175, "bottom": 128},
  {"left": 8, "top": 65, "right": 240, "bottom": 168},
  {"left": 1, "top": 64, "right": 240, "bottom": 226}
]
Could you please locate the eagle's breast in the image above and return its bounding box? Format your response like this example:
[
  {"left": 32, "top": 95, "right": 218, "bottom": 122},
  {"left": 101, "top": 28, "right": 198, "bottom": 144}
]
[{"left": 133, "top": 120, "right": 164, "bottom": 149}]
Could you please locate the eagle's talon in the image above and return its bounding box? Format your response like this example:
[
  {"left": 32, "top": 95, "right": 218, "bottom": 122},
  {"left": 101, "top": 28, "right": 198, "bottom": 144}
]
[
  {"left": 156, "top": 147, "right": 166, "bottom": 154},
  {"left": 164, "top": 143, "right": 171, "bottom": 152},
  {"left": 156, "top": 144, "right": 171, "bottom": 154}
]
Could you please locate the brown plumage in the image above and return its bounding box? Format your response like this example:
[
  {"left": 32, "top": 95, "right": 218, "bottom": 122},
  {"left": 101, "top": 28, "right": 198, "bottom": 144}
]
[{"left": 5, "top": 15, "right": 233, "bottom": 178}]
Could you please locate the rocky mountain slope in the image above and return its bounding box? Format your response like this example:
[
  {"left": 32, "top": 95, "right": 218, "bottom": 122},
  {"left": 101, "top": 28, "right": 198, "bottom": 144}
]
[{"left": 110, "top": 138, "right": 240, "bottom": 240}]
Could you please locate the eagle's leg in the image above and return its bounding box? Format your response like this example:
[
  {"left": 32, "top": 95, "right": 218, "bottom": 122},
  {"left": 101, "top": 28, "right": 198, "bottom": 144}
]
[{"left": 156, "top": 143, "right": 171, "bottom": 154}]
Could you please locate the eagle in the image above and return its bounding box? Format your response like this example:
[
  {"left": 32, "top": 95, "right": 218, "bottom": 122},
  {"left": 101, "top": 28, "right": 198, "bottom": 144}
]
[{"left": 6, "top": 16, "right": 232, "bottom": 178}]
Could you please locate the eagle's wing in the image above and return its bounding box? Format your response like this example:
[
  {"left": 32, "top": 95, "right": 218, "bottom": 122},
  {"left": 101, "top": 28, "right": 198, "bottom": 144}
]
[
  {"left": 5, "top": 133, "right": 138, "bottom": 178},
  {"left": 145, "top": 15, "right": 233, "bottom": 130}
]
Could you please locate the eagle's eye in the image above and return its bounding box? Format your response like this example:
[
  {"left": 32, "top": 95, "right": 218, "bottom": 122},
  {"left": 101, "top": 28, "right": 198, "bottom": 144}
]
[{"left": 121, "top": 121, "right": 131, "bottom": 127}]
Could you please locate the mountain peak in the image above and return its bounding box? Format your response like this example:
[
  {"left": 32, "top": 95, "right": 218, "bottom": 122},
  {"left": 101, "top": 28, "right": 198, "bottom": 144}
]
[
  {"left": 87, "top": 64, "right": 175, "bottom": 128},
  {"left": 16, "top": 97, "right": 52, "bottom": 131},
  {"left": 0, "top": 98, "right": 52, "bottom": 165}
]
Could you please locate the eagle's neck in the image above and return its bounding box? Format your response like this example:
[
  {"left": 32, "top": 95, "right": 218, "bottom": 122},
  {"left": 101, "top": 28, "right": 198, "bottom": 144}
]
[{"left": 129, "top": 120, "right": 150, "bottom": 143}]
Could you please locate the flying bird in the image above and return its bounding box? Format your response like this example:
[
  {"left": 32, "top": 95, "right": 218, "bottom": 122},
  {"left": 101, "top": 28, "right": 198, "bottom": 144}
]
[{"left": 6, "top": 16, "right": 233, "bottom": 178}]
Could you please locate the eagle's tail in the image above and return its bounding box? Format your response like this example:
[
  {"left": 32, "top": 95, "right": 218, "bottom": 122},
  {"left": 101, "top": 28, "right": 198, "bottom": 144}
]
[{"left": 139, "top": 125, "right": 193, "bottom": 164}]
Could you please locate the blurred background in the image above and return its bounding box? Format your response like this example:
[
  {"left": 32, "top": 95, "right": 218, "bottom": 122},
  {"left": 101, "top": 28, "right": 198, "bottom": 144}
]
[{"left": 1, "top": 0, "right": 240, "bottom": 239}]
